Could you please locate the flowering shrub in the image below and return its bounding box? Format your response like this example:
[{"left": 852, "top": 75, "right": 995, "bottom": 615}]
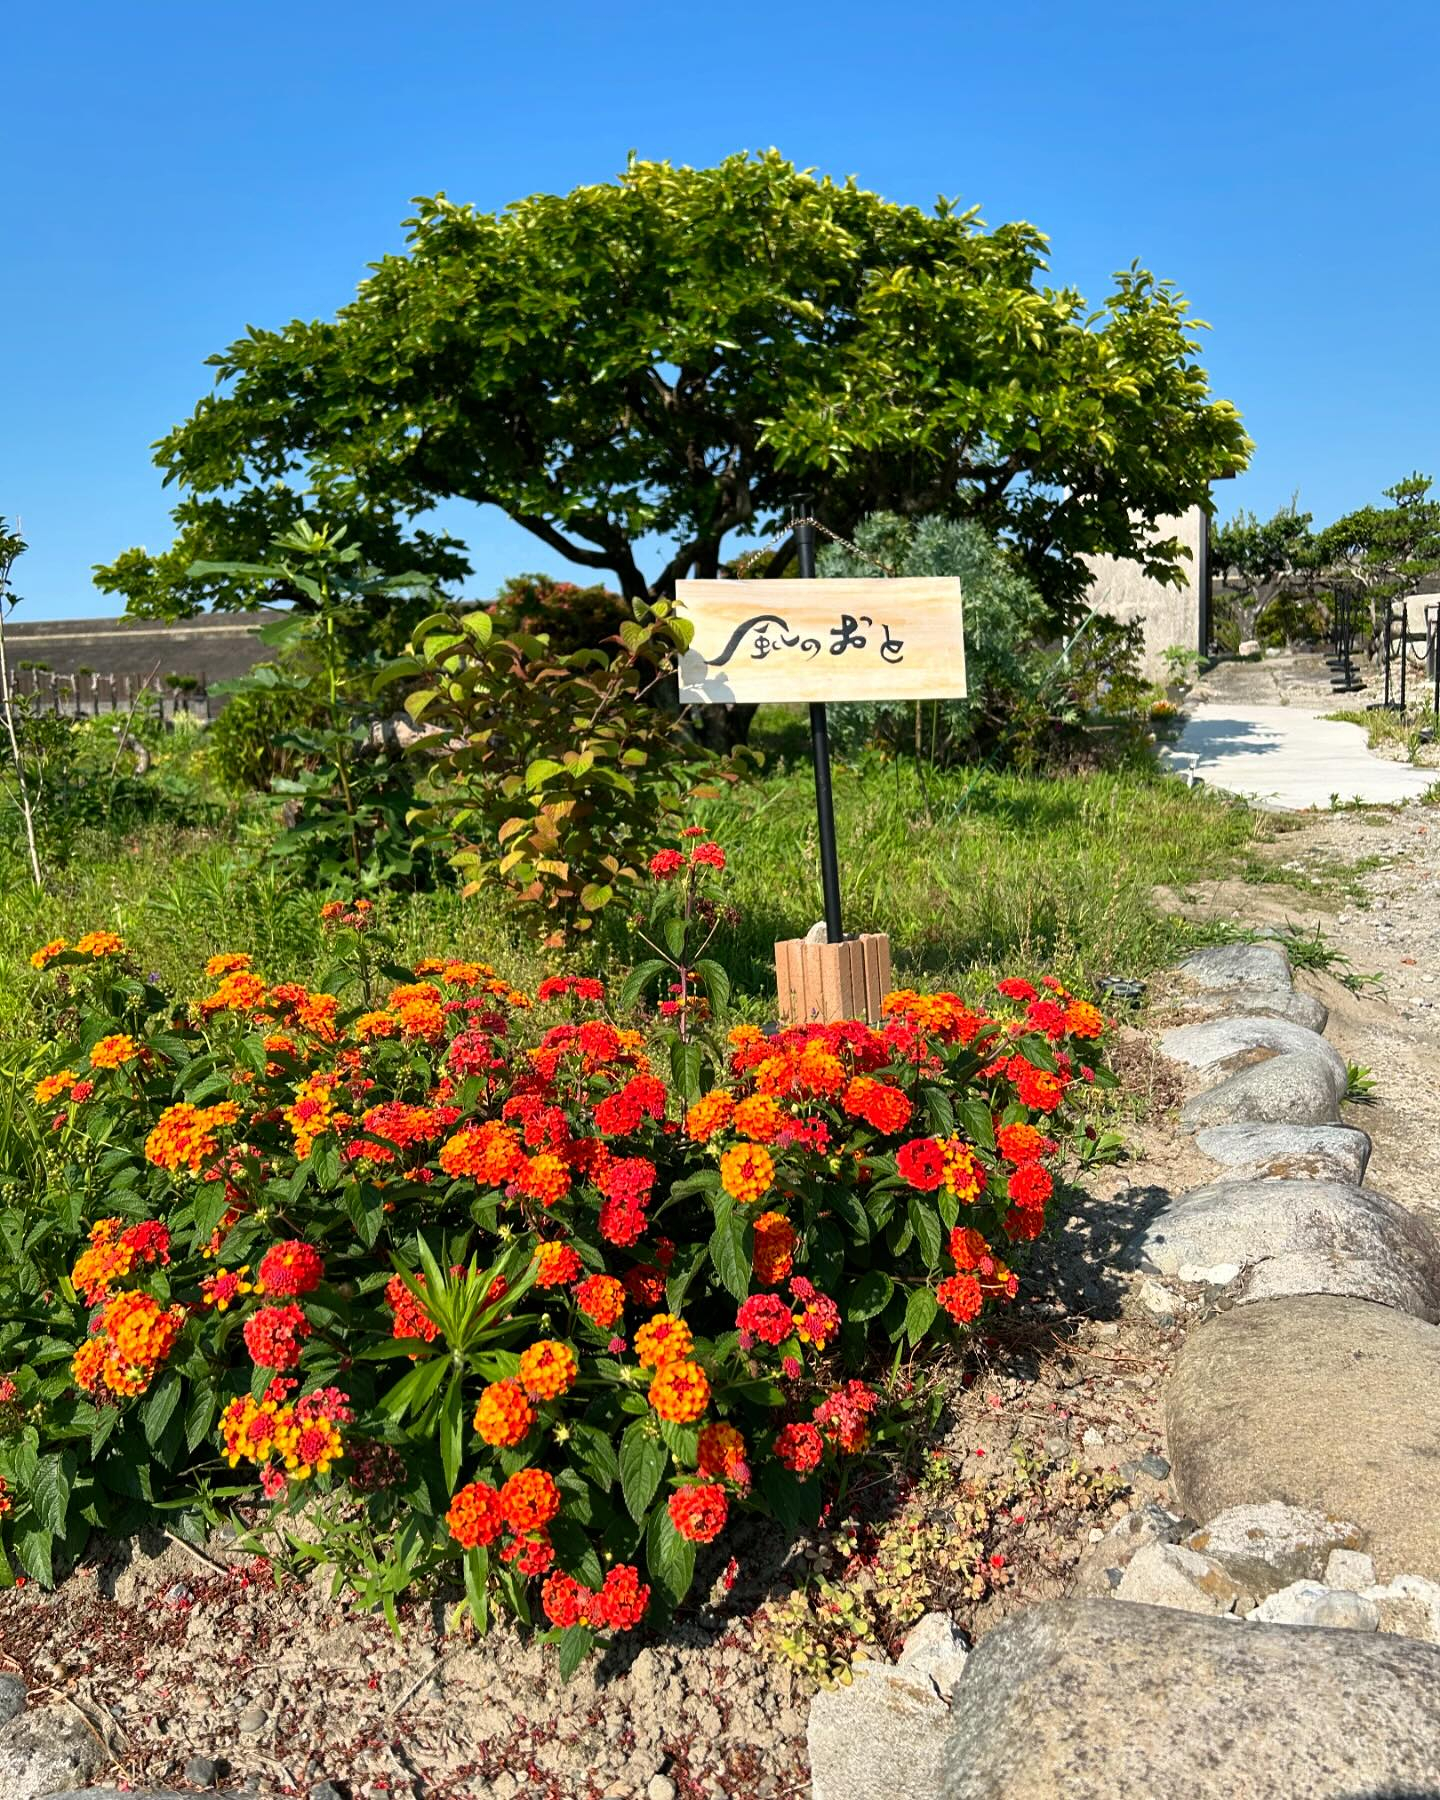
[{"left": 0, "top": 901, "right": 1110, "bottom": 1667}]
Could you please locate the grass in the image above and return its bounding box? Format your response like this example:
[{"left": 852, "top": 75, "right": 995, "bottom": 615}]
[
  {"left": 1324, "top": 705, "right": 1438, "bottom": 764},
  {"left": 0, "top": 723, "right": 1277, "bottom": 1043}
]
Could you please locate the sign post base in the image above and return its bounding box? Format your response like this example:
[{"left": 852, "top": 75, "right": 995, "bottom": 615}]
[{"left": 775, "top": 933, "right": 892, "bottom": 1027}]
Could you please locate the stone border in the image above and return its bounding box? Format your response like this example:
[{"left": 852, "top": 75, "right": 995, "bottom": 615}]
[{"left": 807, "top": 940, "right": 1440, "bottom": 1797}]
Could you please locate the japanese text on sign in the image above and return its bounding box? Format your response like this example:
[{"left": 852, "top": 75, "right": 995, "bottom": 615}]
[{"left": 674, "top": 577, "right": 966, "bottom": 704}]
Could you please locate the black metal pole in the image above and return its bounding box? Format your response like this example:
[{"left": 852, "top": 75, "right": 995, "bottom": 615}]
[{"left": 794, "top": 503, "right": 844, "bottom": 944}]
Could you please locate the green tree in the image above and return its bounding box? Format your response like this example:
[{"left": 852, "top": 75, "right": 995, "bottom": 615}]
[
  {"left": 96, "top": 152, "right": 1248, "bottom": 629},
  {"left": 1313, "top": 475, "right": 1440, "bottom": 602},
  {"left": 1210, "top": 499, "right": 1315, "bottom": 642}
]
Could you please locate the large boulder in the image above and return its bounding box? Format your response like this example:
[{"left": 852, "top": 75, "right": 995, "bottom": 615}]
[
  {"left": 1130, "top": 1178, "right": 1440, "bottom": 1317},
  {"left": 1175, "top": 944, "right": 1294, "bottom": 992},
  {"left": 1179, "top": 1052, "right": 1341, "bottom": 1131},
  {"left": 0, "top": 1707, "right": 106, "bottom": 1800},
  {"left": 939, "top": 1598, "right": 1440, "bottom": 1798},
  {"left": 1160, "top": 1016, "right": 1348, "bottom": 1100},
  {"left": 1176, "top": 986, "right": 1329, "bottom": 1032},
  {"left": 1183, "top": 1502, "right": 1365, "bottom": 1599},
  {"left": 1193, "top": 1122, "right": 1370, "bottom": 1185},
  {"left": 808, "top": 1612, "right": 968, "bottom": 1800},
  {"left": 1166, "top": 1295, "right": 1440, "bottom": 1579}
]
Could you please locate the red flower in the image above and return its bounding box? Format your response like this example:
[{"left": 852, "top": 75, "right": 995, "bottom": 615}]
[
  {"left": 896, "top": 1137, "right": 945, "bottom": 1192},
  {"left": 736, "top": 1293, "right": 793, "bottom": 1347},
  {"left": 256, "top": 1240, "right": 324, "bottom": 1298},
  {"left": 649, "top": 849, "right": 686, "bottom": 880},
  {"left": 996, "top": 977, "right": 1038, "bottom": 1002},
  {"left": 689, "top": 842, "right": 726, "bottom": 870},
  {"left": 1007, "top": 1163, "right": 1053, "bottom": 1209},
  {"left": 242, "top": 1302, "right": 311, "bottom": 1371},
  {"left": 773, "top": 1421, "right": 823, "bottom": 1473},
  {"left": 669, "top": 1482, "right": 728, "bottom": 1543},
  {"left": 937, "top": 1272, "right": 983, "bottom": 1323}
]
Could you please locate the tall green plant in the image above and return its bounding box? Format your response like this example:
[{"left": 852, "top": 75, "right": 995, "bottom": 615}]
[{"left": 200, "top": 521, "right": 439, "bottom": 888}]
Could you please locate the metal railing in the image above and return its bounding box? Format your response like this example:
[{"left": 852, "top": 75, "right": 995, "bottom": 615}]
[{"left": 0, "top": 665, "right": 214, "bottom": 723}]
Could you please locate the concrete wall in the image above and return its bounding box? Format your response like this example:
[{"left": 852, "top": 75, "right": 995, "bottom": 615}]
[{"left": 1084, "top": 507, "right": 1203, "bottom": 681}]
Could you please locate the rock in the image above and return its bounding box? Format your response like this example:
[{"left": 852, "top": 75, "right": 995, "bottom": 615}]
[
  {"left": 895, "top": 1611, "right": 968, "bottom": 1699},
  {"left": 1082, "top": 1426, "right": 1104, "bottom": 1446},
  {"left": 309, "top": 1787, "right": 345, "bottom": 1800},
  {"left": 0, "top": 1683, "right": 21, "bottom": 1730},
  {"left": 808, "top": 1653, "right": 953, "bottom": 1800},
  {"left": 647, "top": 1778, "right": 678, "bottom": 1800},
  {"left": 184, "top": 1753, "right": 218, "bottom": 1786},
  {"left": 1069, "top": 1502, "right": 1194, "bottom": 1598},
  {"left": 1167, "top": 1296, "right": 1440, "bottom": 1580},
  {"left": 237, "top": 1703, "right": 268, "bottom": 1734},
  {"left": 1137, "top": 1279, "right": 1178, "bottom": 1318},
  {"left": 1130, "top": 1178, "right": 1440, "bottom": 1318},
  {"left": 1160, "top": 1016, "right": 1348, "bottom": 1099},
  {"left": 1193, "top": 1122, "right": 1371, "bottom": 1186},
  {"left": 1184, "top": 1502, "right": 1366, "bottom": 1598},
  {"left": 938, "top": 1597, "right": 1440, "bottom": 1797},
  {"left": 1177, "top": 1260, "right": 1242, "bottom": 1286},
  {"left": 1175, "top": 944, "right": 1294, "bottom": 993},
  {"left": 1180, "top": 1051, "right": 1342, "bottom": 1131},
  {"left": 1115, "top": 1540, "right": 1242, "bottom": 1614},
  {"left": 1324, "top": 1549, "right": 1377, "bottom": 1592},
  {"left": 1136, "top": 1452, "right": 1170, "bottom": 1479},
  {"left": 1178, "top": 985, "right": 1329, "bottom": 1032},
  {"left": 1362, "top": 1574, "right": 1440, "bottom": 1643},
  {"left": 0, "top": 1708, "right": 107, "bottom": 1800},
  {"left": 1249, "top": 1580, "right": 1380, "bottom": 1630}
]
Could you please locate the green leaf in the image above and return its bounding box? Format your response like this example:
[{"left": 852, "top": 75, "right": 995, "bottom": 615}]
[
  {"left": 310, "top": 1135, "right": 342, "bottom": 1191},
  {"left": 31, "top": 1453, "right": 72, "bottom": 1540},
  {"left": 921, "top": 1085, "right": 956, "bottom": 1135},
  {"left": 904, "top": 1284, "right": 939, "bottom": 1346},
  {"left": 184, "top": 1383, "right": 218, "bottom": 1453},
  {"left": 955, "top": 1098, "right": 995, "bottom": 1150},
  {"left": 568, "top": 1423, "right": 619, "bottom": 1493},
  {"left": 525, "top": 757, "right": 565, "bottom": 789},
  {"left": 142, "top": 1371, "right": 183, "bottom": 1449},
  {"left": 669, "top": 1038, "right": 703, "bottom": 1106},
  {"left": 619, "top": 958, "right": 669, "bottom": 1013},
  {"left": 693, "top": 958, "right": 731, "bottom": 1015},
  {"left": 464, "top": 1545, "right": 491, "bottom": 1634},
  {"left": 709, "top": 1208, "right": 751, "bottom": 1302},
  {"left": 645, "top": 1500, "right": 696, "bottom": 1605},
  {"left": 440, "top": 1375, "right": 465, "bottom": 1492},
  {"left": 907, "top": 1193, "right": 942, "bottom": 1269},
  {"left": 846, "top": 1269, "right": 894, "bottom": 1321},
  {"left": 662, "top": 916, "right": 686, "bottom": 961},
  {"left": 15, "top": 1524, "right": 53, "bottom": 1587},
  {"left": 619, "top": 1420, "right": 667, "bottom": 1523},
  {"left": 557, "top": 1622, "right": 597, "bottom": 1680}
]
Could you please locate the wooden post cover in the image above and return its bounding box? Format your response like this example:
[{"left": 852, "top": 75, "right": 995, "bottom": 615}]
[{"left": 775, "top": 933, "right": 893, "bottom": 1027}]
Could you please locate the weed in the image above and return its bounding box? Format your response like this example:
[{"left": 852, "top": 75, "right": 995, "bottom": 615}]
[{"left": 1345, "top": 1062, "right": 1379, "bottom": 1104}]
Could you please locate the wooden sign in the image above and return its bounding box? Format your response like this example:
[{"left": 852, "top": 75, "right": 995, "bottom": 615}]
[{"left": 674, "top": 577, "right": 967, "bottom": 705}]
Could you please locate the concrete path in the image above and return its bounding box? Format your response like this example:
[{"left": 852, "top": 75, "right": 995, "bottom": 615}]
[{"left": 1164, "top": 702, "right": 1435, "bottom": 811}]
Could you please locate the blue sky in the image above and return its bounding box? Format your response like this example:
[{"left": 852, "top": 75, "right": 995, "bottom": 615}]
[{"left": 3, "top": 0, "right": 1436, "bottom": 618}]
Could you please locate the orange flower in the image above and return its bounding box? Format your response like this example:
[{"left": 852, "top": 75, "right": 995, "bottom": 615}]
[
  {"left": 575, "top": 1273, "right": 626, "bottom": 1329},
  {"left": 74, "top": 930, "right": 125, "bottom": 958},
  {"left": 474, "top": 1378, "right": 535, "bottom": 1447},
  {"left": 204, "top": 953, "right": 253, "bottom": 978},
  {"left": 439, "top": 1121, "right": 525, "bottom": 1185},
  {"left": 518, "top": 1152, "right": 571, "bottom": 1207},
  {"left": 940, "top": 1138, "right": 987, "bottom": 1203},
  {"left": 446, "top": 1479, "right": 505, "bottom": 1548},
  {"left": 518, "top": 1340, "right": 578, "bottom": 1401},
  {"left": 696, "top": 1422, "right": 748, "bottom": 1482},
  {"left": 199, "top": 969, "right": 267, "bottom": 1018},
  {"left": 732, "top": 1095, "right": 784, "bottom": 1142},
  {"left": 633, "top": 1313, "right": 693, "bottom": 1370},
  {"left": 720, "top": 1142, "right": 774, "bottom": 1205},
  {"left": 1064, "top": 1000, "right": 1104, "bottom": 1039},
  {"left": 354, "top": 1010, "right": 399, "bottom": 1041},
  {"left": 34, "top": 1069, "right": 77, "bottom": 1104},
  {"left": 532, "top": 1241, "right": 583, "bottom": 1287},
  {"left": 648, "top": 1359, "right": 710, "bottom": 1424},
  {"left": 685, "top": 1090, "right": 735, "bottom": 1142},
  {"left": 499, "top": 1467, "right": 561, "bottom": 1532},
  {"left": 89, "top": 1033, "right": 138, "bottom": 1069},
  {"left": 30, "top": 939, "right": 67, "bottom": 969},
  {"left": 297, "top": 992, "right": 339, "bottom": 1040},
  {"left": 752, "top": 1212, "right": 796, "bottom": 1285},
  {"left": 145, "top": 1101, "right": 237, "bottom": 1174}
]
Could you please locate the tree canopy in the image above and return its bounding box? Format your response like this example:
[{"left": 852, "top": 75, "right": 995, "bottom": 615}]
[{"left": 96, "top": 151, "right": 1250, "bottom": 621}]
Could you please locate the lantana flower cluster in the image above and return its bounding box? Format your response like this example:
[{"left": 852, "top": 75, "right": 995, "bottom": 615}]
[{"left": 14, "top": 907, "right": 1110, "bottom": 1660}]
